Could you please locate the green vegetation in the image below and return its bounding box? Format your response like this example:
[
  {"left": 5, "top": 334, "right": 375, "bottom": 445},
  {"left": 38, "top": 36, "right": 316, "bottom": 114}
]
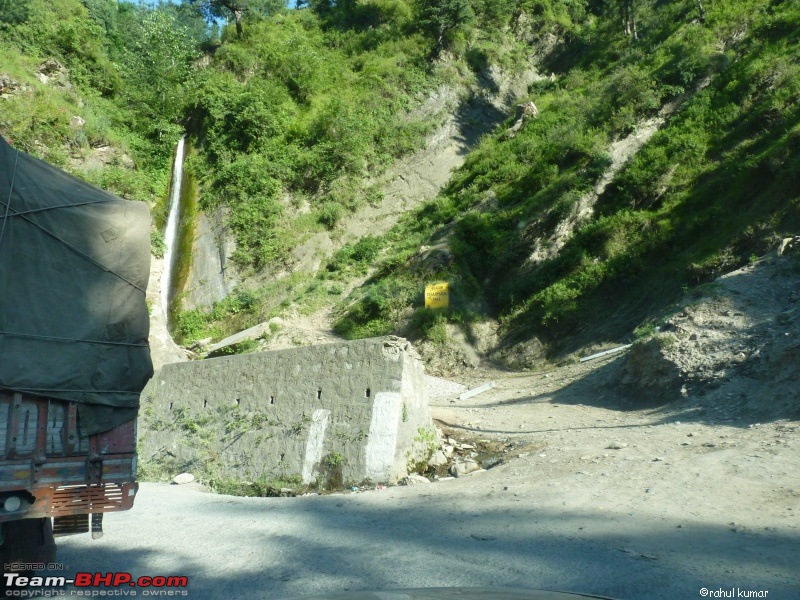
[
  {"left": 334, "top": 0, "right": 800, "bottom": 356},
  {"left": 4, "top": 0, "right": 799, "bottom": 361},
  {"left": 406, "top": 425, "right": 438, "bottom": 473},
  {"left": 185, "top": 8, "right": 436, "bottom": 269},
  {"left": 0, "top": 0, "right": 207, "bottom": 212},
  {"left": 414, "top": 426, "right": 438, "bottom": 455},
  {"left": 182, "top": 0, "right": 586, "bottom": 274},
  {"left": 209, "top": 475, "right": 307, "bottom": 498}
]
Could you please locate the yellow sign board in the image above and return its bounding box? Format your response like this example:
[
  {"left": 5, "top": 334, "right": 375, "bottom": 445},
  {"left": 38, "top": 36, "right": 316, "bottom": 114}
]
[{"left": 425, "top": 282, "right": 450, "bottom": 309}]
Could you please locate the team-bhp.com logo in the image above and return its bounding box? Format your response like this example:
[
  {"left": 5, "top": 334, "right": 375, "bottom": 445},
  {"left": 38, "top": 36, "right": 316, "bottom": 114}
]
[{"left": 4, "top": 572, "right": 189, "bottom": 597}]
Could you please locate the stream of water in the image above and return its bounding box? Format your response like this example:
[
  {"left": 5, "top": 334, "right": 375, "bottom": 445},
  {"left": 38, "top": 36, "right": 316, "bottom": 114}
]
[{"left": 160, "top": 136, "right": 185, "bottom": 322}]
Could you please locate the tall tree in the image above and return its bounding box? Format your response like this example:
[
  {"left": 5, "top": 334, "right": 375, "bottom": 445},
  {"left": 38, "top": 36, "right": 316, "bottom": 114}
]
[
  {"left": 0, "top": 0, "right": 30, "bottom": 27},
  {"left": 122, "top": 9, "right": 198, "bottom": 139},
  {"left": 188, "top": 0, "right": 284, "bottom": 37}
]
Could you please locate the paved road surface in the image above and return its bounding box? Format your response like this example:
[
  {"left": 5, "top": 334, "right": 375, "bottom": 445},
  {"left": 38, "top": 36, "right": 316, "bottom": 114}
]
[{"left": 45, "top": 477, "right": 798, "bottom": 600}]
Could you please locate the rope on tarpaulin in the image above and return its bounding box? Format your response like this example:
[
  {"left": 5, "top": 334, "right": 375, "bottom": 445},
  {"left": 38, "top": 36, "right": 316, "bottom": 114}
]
[
  {"left": 0, "top": 147, "right": 19, "bottom": 249},
  {"left": 0, "top": 330, "right": 149, "bottom": 347}
]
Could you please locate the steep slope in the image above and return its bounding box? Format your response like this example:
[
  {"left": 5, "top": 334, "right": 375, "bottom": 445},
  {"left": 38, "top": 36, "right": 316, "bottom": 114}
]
[
  {"left": 623, "top": 242, "right": 800, "bottom": 423},
  {"left": 333, "top": 0, "right": 800, "bottom": 367},
  {"left": 170, "top": 3, "right": 576, "bottom": 346},
  {"left": 182, "top": 64, "right": 542, "bottom": 357}
]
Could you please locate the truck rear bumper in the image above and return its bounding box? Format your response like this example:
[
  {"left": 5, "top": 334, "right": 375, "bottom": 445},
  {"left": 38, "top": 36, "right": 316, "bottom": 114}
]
[{"left": 0, "top": 482, "right": 137, "bottom": 522}]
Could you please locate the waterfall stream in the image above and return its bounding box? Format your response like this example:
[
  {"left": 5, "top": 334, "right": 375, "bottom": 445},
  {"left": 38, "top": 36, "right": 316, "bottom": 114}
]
[{"left": 160, "top": 136, "right": 186, "bottom": 322}]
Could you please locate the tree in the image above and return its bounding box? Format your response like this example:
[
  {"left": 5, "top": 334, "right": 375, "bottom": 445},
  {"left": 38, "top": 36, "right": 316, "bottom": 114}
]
[
  {"left": 122, "top": 9, "right": 198, "bottom": 140},
  {"left": 0, "top": 0, "right": 30, "bottom": 27},
  {"left": 619, "top": 0, "right": 637, "bottom": 40},
  {"left": 416, "top": 0, "right": 475, "bottom": 54},
  {"left": 188, "top": 0, "right": 284, "bottom": 37}
]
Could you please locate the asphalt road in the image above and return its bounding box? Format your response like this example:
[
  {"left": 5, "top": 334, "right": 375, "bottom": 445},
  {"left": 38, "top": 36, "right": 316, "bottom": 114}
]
[{"left": 41, "top": 476, "right": 798, "bottom": 600}]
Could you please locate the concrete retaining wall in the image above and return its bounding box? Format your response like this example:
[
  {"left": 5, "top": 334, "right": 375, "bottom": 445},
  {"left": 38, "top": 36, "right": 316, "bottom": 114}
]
[{"left": 139, "top": 337, "right": 433, "bottom": 486}]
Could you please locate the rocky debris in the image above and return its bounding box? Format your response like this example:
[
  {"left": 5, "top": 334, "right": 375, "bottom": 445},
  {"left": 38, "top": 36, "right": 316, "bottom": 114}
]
[
  {"left": 381, "top": 335, "right": 421, "bottom": 360},
  {"left": 407, "top": 429, "right": 514, "bottom": 482},
  {"left": 504, "top": 100, "right": 539, "bottom": 138},
  {"left": 491, "top": 337, "right": 547, "bottom": 370},
  {"left": 400, "top": 474, "right": 431, "bottom": 485},
  {"left": 38, "top": 58, "right": 63, "bottom": 76},
  {"left": 450, "top": 457, "right": 481, "bottom": 477},
  {"left": 172, "top": 473, "right": 195, "bottom": 485},
  {"left": 0, "top": 74, "right": 28, "bottom": 98},
  {"left": 428, "top": 450, "right": 448, "bottom": 467},
  {"left": 36, "top": 58, "right": 71, "bottom": 88},
  {"left": 621, "top": 249, "right": 800, "bottom": 421}
]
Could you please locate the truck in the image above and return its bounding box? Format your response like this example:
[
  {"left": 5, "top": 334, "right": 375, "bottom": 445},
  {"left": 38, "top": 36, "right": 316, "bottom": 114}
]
[{"left": 0, "top": 135, "right": 153, "bottom": 577}]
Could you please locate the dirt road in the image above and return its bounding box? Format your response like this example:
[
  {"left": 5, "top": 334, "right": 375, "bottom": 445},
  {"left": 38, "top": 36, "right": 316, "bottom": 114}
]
[{"left": 47, "top": 352, "right": 798, "bottom": 599}]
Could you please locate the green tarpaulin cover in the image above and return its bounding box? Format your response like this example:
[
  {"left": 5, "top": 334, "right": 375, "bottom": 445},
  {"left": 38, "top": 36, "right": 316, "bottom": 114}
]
[{"left": 0, "top": 136, "right": 153, "bottom": 435}]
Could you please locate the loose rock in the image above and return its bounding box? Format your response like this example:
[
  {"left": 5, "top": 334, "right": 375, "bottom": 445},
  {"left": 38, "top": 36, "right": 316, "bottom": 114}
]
[
  {"left": 429, "top": 450, "right": 448, "bottom": 467},
  {"left": 450, "top": 457, "right": 480, "bottom": 477},
  {"left": 172, "top": 473, "right": 195, "bottom": 485},
  {"left": 401, "top": 474, "right": 431, "bottom": 485}
]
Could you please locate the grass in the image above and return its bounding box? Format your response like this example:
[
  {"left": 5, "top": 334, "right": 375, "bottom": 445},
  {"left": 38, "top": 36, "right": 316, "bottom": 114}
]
[
  {"left": 6, "top": 0, "right": 799, "bottom": 365},
  {"left": 330, "top": 0, "right": 800, "bottom": 358},
  {"left": 209, "top": 475, "right": 307, "bottom": 498}
]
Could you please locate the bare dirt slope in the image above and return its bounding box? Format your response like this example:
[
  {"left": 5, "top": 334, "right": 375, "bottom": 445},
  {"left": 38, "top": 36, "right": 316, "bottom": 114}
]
[
  {"left": 52, "top": 251, "right": 799, "bottom": 599},
  {"left": 344, "top": 66, "right": 540, "bottom": 242}
]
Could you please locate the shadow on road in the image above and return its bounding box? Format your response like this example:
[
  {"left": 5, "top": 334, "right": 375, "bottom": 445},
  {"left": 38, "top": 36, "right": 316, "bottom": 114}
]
[{"left": 45, "top": 486, "right": 800, "bottom": 600}]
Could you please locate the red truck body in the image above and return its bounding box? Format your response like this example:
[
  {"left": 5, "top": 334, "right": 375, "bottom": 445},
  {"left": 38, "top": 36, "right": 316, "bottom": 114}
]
[{"left": 0, "top": 392, "right": 137, "bottom": 532}]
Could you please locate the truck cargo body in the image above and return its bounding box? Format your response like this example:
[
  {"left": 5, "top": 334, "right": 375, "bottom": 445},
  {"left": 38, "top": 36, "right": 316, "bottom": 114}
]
[
  {"left": 0, "top": 392, "right": 137, "bottom": 529},
  {"left": 0, "top": 134, "right": 153, "bottom": 568}
]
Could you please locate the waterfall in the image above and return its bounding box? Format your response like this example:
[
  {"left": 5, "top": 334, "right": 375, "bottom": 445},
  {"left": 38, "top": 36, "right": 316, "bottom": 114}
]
[{"left": 160, "top": 136, "right": 186, "bottom": 321}]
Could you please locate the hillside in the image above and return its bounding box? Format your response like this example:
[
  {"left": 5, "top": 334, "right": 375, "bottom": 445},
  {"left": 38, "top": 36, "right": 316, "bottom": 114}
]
[
  {"left": 5, "top": 4, "right": 798, "bottom": 596},
  {"left": 329, "top": 0, "right": 800, "bottom": 368},
  {"left": 2, "top": 0, "right": 799, "bottom": 373},
  {"left": 0, "top": 0, "right": 210, "bottom": 197},
  {"left": 159, "top": 0, "right": 800, "bottom": 376}
]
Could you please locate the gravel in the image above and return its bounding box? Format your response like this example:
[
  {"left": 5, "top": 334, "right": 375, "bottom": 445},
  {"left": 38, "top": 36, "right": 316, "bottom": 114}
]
[{"left": 426, "top": 375, "right": 467, "bottom": 402}]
